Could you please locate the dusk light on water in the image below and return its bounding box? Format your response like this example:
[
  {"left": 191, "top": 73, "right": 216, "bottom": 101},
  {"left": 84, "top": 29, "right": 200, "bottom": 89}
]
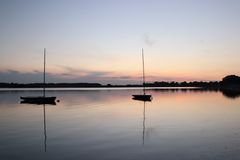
[{"left": 1, "top": 0, "right": 240, "bottom": 160}]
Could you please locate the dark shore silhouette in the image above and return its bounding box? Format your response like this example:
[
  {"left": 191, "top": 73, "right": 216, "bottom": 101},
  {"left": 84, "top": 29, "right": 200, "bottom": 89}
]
[
  {"left": 218, "top": 75, "right": 240, "bottom": 98},
  {"left": 1, "top": 75, "right": 240, "bottom": 99},
  {"left": 0, "top": 75, "right": 239, "bottom": 90}
]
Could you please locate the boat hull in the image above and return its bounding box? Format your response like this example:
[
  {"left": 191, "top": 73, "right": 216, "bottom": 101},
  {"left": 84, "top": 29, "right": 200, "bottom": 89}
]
[
  {"left": 20, "top": 96, "right": 56, "bottom": 105},
  {"left": 132, "top": 95, "right": 152, "bottom": 101}
]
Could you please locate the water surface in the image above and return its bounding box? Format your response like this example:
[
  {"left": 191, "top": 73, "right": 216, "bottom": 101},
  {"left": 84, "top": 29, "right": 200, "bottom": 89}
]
[{"left": 0, "top": 88, "right": 240, "bottom": 160}]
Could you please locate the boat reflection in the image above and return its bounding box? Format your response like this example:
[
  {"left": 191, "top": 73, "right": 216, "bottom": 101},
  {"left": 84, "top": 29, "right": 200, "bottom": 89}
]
[
  {"left": 20, "top": 100, "right": 56, "bottom": 105},
  {"left": 132, "top": 98, "right": 150, "bottom": 146},
  {"left": 20, "top": 101, "right": 51, "bottom": 152}
]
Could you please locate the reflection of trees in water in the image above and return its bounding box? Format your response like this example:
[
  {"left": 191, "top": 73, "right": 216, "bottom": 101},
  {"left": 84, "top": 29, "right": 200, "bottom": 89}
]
[
  {"left": 152, "top": 88, "right": 218, "bottom": 93},
  {"left": 220, "top": 75, "right": 240, "bottom": 98},
  {"left": 153, "top": 88, "right": 240, "bottom": 99},
  {"left": 1, "top": 88, "right": 239, "bottom": 107},
  {"left": 221, "top": 89, "right": 240, "bottom": 99}
]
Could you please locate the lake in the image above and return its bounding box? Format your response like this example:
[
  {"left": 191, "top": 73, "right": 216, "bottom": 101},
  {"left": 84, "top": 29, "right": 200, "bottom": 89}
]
[{"left": 0, "top": 88, "right": 240, "bottom": 160}]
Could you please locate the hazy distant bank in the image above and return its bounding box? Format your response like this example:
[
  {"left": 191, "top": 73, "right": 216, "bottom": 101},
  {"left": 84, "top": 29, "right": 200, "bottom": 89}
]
[
  {"left": 1, "top": 75, "right": 240, "bottom": 99},
  {"left": 0, "top": 81, "right": 221, "bottom": 88},
  {"left": 0, "top": 75, "right": 240, "bottom": 92}
]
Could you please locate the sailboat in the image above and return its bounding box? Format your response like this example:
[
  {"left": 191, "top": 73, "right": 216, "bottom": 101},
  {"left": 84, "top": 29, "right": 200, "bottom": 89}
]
[
  {"left": 20, "top": 48, "right": 56, "bottom": 104},
  {"left": 132, "top": 48, "right": 152, "bottom": 101}
]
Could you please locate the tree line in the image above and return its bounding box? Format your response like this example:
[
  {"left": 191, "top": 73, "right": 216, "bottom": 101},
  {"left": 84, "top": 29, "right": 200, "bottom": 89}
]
[{"left": 0, "top": 75, "right": 240, "bottom": 89}]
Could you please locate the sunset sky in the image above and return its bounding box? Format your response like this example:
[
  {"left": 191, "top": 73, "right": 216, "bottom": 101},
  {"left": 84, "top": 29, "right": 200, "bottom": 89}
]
[{"left": 1, "top": 0, "right": 240, "bottom": 84}]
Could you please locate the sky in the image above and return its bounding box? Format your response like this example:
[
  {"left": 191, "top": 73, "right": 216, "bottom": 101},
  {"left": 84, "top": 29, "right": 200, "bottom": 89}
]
[{"left": 0, "top": 0, "right": 240, "bottom": 84}]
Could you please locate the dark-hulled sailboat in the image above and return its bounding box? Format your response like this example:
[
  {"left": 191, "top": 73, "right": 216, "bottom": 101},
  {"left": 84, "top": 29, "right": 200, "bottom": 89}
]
[
  {"left": 132, "top": 48, "right": 152, "bottom": 101},
  {"left": 20, "top": 48, "right": 56, "bottom": 105}
]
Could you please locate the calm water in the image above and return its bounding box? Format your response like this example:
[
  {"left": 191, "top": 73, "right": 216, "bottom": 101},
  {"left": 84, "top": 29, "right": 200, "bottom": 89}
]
[{"left": 1, "top": 88, "right": 240, "bottom": 160}]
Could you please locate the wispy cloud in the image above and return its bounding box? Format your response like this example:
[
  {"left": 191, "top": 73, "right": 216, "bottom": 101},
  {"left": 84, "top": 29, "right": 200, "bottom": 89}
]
[
  {"left": 56, "top": 65, "right": 112, "bottom": 78},
  {"left": 0, "top": 70, "right": 44, "bottom": 83},
  {"left": 56, "top": 66, "right": 140, "bottom": 84},
  {"left": 0, "top": 67, "right": 140, "bottom": 84},
  {"left": 0, "top": 68, "right": 214, "bottom": 84},
  {"left": 144, "top": 34, "right": 157, "bottom": 46}
]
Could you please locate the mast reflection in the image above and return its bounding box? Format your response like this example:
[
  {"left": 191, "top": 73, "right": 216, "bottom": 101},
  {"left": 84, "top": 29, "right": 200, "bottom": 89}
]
[
  {"left": 132, "top": 97, "right": 151, "bottom": 146},
  {"left": 20, "top": 101, "right": 56, "bottom": 152},
  {"left": 43, "top": 104, "right": 47, "bottom": 152},
  {"left": 142, "top": 101, "right": 146, "bottom": 146}
]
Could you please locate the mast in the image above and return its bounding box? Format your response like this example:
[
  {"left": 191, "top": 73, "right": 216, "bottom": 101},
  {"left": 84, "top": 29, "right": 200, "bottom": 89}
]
[
  {"left": 43, "top": 48, "right": 46, "bottom": 97},
  {"left": 142, "top": 48, "right": 146, "bottom": 95}
]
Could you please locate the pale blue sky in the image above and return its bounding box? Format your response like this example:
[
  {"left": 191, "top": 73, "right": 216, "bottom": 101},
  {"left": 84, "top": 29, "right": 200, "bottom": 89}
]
[{"left": 1, "top": 0, "right": 240, "bottom": 84}]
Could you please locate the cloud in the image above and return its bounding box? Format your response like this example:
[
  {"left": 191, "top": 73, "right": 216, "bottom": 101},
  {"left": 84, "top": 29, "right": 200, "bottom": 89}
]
[
  {"left": 5, "top": 69, "right": 20, "bottom": 74},
  {"left": 0, "top": 69, "right": 211, "bottom": 84},
  {"left": 3, "top": 66, "right": 204, "bottom": 84},
  {"left": 111, "top": 76, "right": 134, "bottom": 80},
  {"left": 144, "top": 34, "right": 157, "bottom": 46},
  {"left": 56, "top": 69, "right": 141, "bottom": 84},
  {"left": 0, "top": 70, "right": 43, "bottom": 83},
  {"left": 57, "top": 65, "right": 112, "bottom": 78},
  {"left": 0, "top": 67, "right": 139, "bottom": 84}
]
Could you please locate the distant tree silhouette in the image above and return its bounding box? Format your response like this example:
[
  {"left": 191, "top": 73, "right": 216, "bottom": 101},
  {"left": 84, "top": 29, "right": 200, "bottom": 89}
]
[
  {"left": 222, "top": 75, "right": 240, "bottom": 85},
  {"left": 0, "top": 74, "right": 240, "bottom": 90}
]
